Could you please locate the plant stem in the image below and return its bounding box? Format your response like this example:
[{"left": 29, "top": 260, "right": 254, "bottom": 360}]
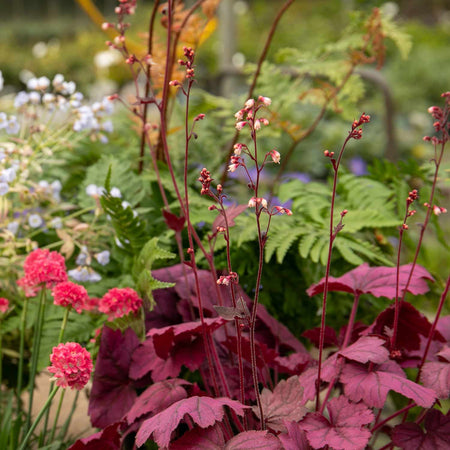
[
  {"left": 26, "top": 287, "right": 47, "bottom": 432},
  {"left": 220, "top": 0, "right": 294, "bottom": 184},
  {"left": 49, "top": 389, "right": 66, "bottom": 442},
  {"left": 19, "top": 385, "right": 59, "bottom": 450},
  {"left": 316, "top": 135, "right": 351, "bottom": 411}
]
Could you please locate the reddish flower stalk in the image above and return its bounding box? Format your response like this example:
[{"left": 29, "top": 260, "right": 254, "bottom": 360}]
[{"left": 316, "top": 114, "right": 370, "bottom": 411}]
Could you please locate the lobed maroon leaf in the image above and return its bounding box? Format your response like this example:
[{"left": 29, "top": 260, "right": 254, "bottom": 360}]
[
  {"left": 340, "top": 360, "right": 436, "bottom": 408},
  {"left": 222, "top": 335, "right": 278, "bottom": 368},
  {"left": 68, "top": 422, "right": 122, "bottom": 450},
  {"left": 307, "top": 263, "right": 434, "bottom": 299},
  {"left": 225, "top": 431, "right": 282, "bottom": 450},
  {"left": 278, "top": 421, "right": 310, "bottom": 450},
  {"left": 364, "top": 301, "right": 444, "bottom": 352},
  {"left": 148, "top": 317, "right": 226, "bottom": 359},
  {"left": 88, "top": 327, "right": 140, "bottom": 428},
  {"left": 392, "top": 409, "right": 450, "bottom": 450},
  {"left": 302, "top": 325, "right": 338, "bottom": 348},
  {"left": 253, "top": 376, "right": 307, "bottom": 432},
  {"left": 170, "top": 424, "right": 225, "bottom": 449},
  {"left": 135, "top": 396, "right": 249, "bottom": 448},
  {"left": 436, "top": 315, "right": 450, "bottom": 342},
  {"left": 272, "top": 352, "right": 311, "bottom": 376},
  {"left": 162, "top": 209, "right": 185, "bottom": 232},
  {"left": 421, "top": 361, "right": 450, "bottom": 399},
  {"left": 212, "top": 204, "right": 248, "bottom": 230},
  {"left": 300, "top": 396, "right": 373, "bottom": 450},
  {"left": 126, "top": 379, "right": 190, "bottom": 425},
  {"left": 339, "top": 336, "right": 389, "bottom": 364}
]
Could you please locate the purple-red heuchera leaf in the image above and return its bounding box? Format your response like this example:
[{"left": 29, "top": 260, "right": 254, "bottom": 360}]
[
  {"left": 392, "top": 409, "right": 450, "bottom": 450},
  {"left": 364, "top": 301, "right": 445, "bottom": 351},
  {"left": 135, "top": 396, "right": 249, "bottom": 448},
  {"left": 162, "top": 209, "right": 185, "bottom": 232},
  {"left": 212, "top": 204, "right": 248, "bottom": 230},
  {"left": 339, "top": 336, "right": 389, "bottom": 364},
  {"left": 170, "top": 424, "right": 225, "bottom": 449},
  {"left": 252, "top": 376, "right": 307, "bottom": 432},
  {"left": 436, "top": 315, "right": 450, "bottom": 342},
  {"left": 68, "top": 422, "right": 122, "bottom": 450},
  {"left": 222, "top": 335, "right": 278, "bottom": 368},
  {"left": 126, "top": 379, "right": 190, "bottom": 425},
  {"left": 302, "top": 325, "right": 338, "bottom": 348},
  {"left": 88, "top": 327, "right": 140, "bottom": 428},
  {"left": 129, "top": 334, "right": 205, "bottom": 382},
  {"left": 421, "top": 360, "right": 450, "bottom": 399},
  {"left": 278, "top": 421, "right": 310, "bottom": 450},
  {"left": 272, "top": 352, "right": 311, "bottom": 376},
  {"left": 148, "top": 317, "right": 226, "bottom": 359},
  {"left": 340, "top": 359, "right": 436, "bottom": 408},
  {"left": 307, "top": 262, "right": 434, "bottom": 299},
  {"left": 225, "top": 431, "right": 282, "bottom": 450},
  {"left": 300, "top": 396, "right": 374, "bottom": 450}
]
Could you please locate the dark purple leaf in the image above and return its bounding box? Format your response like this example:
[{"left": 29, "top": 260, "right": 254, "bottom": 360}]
[
  {"left": 436, "top": 315, "right": 450, "bottom": 342},
  {"left": 340, "top": 359, "right": 436, "bottom": 408},
  {"left": 162, "top": 209, "right": 185, "bottom": 232},
  {"left": 68, "top": 422, "right": 122, "bottom": 450},
  {"left": 392, "top": 409, "right": 450, "bottom": 450},
  {"left": 364, "top": 302, "right": 445, "bottom": 352},
  {"left": 225, "top": 431, "right": 282, "bottom": 449},
  {"left": 253, "top": 376, "right": 307, "bottom": 431},
  {"left": 222, "top": 335, "right": 278, "bottom": 368},
  {"left": 278, "top": 421, "right": 310, "bottom": 450},
  {"left": 272, "top": 352, "right": 311, "bottom": 376},
  {"left": 300, "top": 396, "right": 373, "bottom": 450},
  {"left": 302, "top": 325, "right": 338, "bottom": 348},
  {"left": 135, "top": 396, "right": 249, "bottom": 448},
  {"left": 126, "top": 379, "right": 190, "bottom": 425},
  {"left": 339, "top": 336, "right": 389, "bottom": 364},
  {"left": 170, "top": 424, "right": 225, "bottom": 449},
  {"left": 421, "top": 361, "right": 450, "bottom": 399},
  {"left": 89, "top": 327, "right": 140, "bottom": 428},
  {"left": 298, "top": 354, "right": 338, "bottom": 402},
  {"left": 129, "top": 335, "right": 205, "bottom": 382},
  {"left": 212, "top": 204, "right": 248, "bottom": 231},
  {"left": 307, "top": 263, "right": 434, "bottom": 299}
]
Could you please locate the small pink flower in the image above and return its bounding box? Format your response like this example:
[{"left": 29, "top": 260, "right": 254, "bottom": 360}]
[
  {"left": 254, "top": 119, "right": 261, "bottom": 130},
  {"left": 0, "top": 297, "right": 9, "bottom": 313},
  {"left": 244, "top": 98, "right": 255, "bottom": 108},
  {"left": 99, "top": 287, "right": 142, "bottom": 321},
  {"left": 248, "top": 197, "right": 257, "bottom": 208},
  {"left": 258, "top": 96, "right": 271, "bottom": 106},
  {"left": 235, "top": 121, "right": 247, "bottom": 131},
  {"left": 47, "top": 342, "right": 92, "bottom": 390},
  {"left": 17, "top": 249, "right": 67, "bottom": 297},
  {"left": 433, "top": 205, "right": 447, "bottom": 215},
  {"left": 52, "top": 281, "right": 89, "bottom": 314},
  {"left": 270, "top": 149, "right": 280, "bottom": 164}
]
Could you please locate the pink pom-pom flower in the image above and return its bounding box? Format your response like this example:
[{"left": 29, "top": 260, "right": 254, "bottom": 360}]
[
  {"left": 0, "top": 297, "right": 9, "bottom": 313},
  {"left": 98, "top": 287, "right": 142, "bottom": 321},
  {"left": 52, "top": 281, "right": 89, "bottom": 314},
  {"left": 47, "top": 342, "right": 93, "bottom": 390},
  {"left": 17, "top": 248, "right": 67, "bottom": 297}
]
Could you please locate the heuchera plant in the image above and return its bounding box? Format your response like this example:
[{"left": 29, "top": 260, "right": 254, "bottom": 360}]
[
  {"left": 1, "top": 1, "right": 448, "bottom": 449},
  {"left": 64, "top": 2, "right": 450, "bottom": 449}
]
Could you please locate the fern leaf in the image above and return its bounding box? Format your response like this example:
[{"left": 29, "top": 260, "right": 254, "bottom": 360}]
[
  {"left": 310, "top": 235, "right": 328, "bottom": 263},
  {"left": 298, "top": 232, "right": 319, "bottom": 259}
]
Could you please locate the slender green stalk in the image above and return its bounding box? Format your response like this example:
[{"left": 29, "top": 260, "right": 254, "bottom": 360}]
[
  {"left": 19, "top": 385, "right": 59, "bottom": 450},
  {"left": 49, "top": 389, "right": 66, "bottom": 442},
  {"left": 57, "top": 390, "right": 79, "bottom": 442},
  {"left": 41, "top": 307, "right": 71, "bottom": 444},
  {"left": 16, "top": 298, "right": 29, "bottom": 407},
  {"left": 26, "top": 287, "right": 47, "bottom": 431}
]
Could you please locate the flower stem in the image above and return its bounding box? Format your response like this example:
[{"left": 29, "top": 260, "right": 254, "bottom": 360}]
[
  {"left": 19, "top": 385, "right": 59, "bottom": 450},
  {"left": 26, "top": 287, "right": 47, "bottom": 432}
]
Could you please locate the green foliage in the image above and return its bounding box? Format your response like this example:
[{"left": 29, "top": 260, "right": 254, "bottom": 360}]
[
  {"left": 132, "top": 238, "right": 176, "bottom": 309},
  {"left": 100, "top": 165, "right": 149, "bottom": 255}
]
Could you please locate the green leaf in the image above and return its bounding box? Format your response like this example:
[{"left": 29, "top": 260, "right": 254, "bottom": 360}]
[{"left": 299, "top": 232, "right": 319, "bottom": 259}]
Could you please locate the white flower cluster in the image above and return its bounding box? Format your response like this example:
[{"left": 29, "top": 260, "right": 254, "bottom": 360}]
[
  {"left": 68, "top": 247, "right": 110, "bottom": 282},
  {"left": 0, "top": 157, "right": 17, "bottom": 196},
  {"left": 3, "top": 73, "right": 115, "bottom": 143}
]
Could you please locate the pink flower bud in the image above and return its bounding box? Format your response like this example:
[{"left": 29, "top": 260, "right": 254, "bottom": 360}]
[
  {"left": 244, "top": 98, "right": 255, "bottom": 108},
  {"left": 258, "top": 96, "right": 272, "bottom": 106},
  {"left": 270, "top": 149, "right": 280, "bottom": 164},
  {"left": 248, "top": 197, "right": 257, "bottom": 208},
  {"left": 235, "top": 121, "right": 247, "bottom": 130},
  {"left": 254, "top": 119, "right": 261, "bottom": 130}
]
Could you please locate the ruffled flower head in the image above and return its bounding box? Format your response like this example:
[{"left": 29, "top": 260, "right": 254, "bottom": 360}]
[
  {"left": 47, "top": 342, "right": 93, "bottom": 390},
  {"left": 99, "top": 287, "right": 142, "bottom": 321},
  {"left": 0, "top": 297, "right": 9, "bottom": 313},
  {"left": 52, "top": 281, "right": 89, "bottom": 314},
  {"left": 17, "top": 249, "right": 67, "bottom": 297}
]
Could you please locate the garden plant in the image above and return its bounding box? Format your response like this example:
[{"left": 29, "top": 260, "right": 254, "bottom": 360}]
[{"left": 0, "top": 0, "right": 449, "bottom": 449}]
